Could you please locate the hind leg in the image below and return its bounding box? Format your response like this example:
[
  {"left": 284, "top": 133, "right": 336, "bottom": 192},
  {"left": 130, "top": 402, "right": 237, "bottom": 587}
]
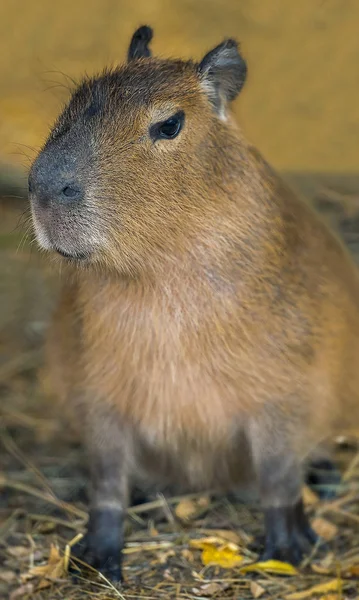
[
  {"left": 130, "top": 486, "right": 151, "bottom": 507},
  {"left": 250, "top": 421, "right": 317, "bottom": 565},
  {"left": 306, "top": 458, "right": 341, "bottom": 500}
]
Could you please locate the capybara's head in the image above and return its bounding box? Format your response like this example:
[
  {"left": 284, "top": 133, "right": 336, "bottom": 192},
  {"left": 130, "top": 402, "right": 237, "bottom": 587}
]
[{"left": 29, "top": 26, "right": 247, "bottom": 274}]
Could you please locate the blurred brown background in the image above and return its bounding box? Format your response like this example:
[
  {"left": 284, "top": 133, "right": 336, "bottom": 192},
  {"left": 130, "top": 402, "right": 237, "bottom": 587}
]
[
  {"left": 1, "top": 0, "right": 359, "bottom": 190},
  {"left": 1, "top": 0, "right": 359, "bottom": 366}
]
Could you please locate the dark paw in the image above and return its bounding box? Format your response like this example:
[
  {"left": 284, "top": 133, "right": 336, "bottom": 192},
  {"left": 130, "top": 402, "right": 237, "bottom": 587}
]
[
  {"left": 70, "top": 533, "right": 123, "bottom": 582},
  {"left": 260, "top": 541, "right": 305, "bottom": 566},
  {"left": 306, "top": 459, "right": 341, "bottom": 500},
  {"left": 70, "top": 508, "right": 123, "bottom": 582},
  {"left": 262, "top": 499, "right": 318, "bottom": 566}
]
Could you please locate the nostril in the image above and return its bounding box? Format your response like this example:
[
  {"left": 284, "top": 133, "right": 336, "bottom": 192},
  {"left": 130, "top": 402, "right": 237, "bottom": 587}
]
[{"left": 62, "top": 185, "right": 81, "bottom": 199}]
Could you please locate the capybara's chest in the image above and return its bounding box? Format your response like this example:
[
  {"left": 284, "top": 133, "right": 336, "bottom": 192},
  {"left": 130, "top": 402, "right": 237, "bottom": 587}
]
[{"left": 80, "top": 283, "right": 263, "bottom": 474}]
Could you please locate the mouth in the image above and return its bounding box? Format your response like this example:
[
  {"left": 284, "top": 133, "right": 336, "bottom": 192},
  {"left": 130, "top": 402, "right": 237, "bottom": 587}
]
[{"left": 54, "top": 247, "right": 91, "bottom": 261}]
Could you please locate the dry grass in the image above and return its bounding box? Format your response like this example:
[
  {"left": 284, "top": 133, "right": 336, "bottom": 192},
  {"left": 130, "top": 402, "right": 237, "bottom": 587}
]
[{"left": 1, "top": 187, "right": 359, "bottom": 599}]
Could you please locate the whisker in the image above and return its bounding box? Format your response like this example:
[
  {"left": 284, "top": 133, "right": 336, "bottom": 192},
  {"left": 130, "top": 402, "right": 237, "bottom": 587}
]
[{"left": 42, "top": 69, "right": 78, "bottom": 87}]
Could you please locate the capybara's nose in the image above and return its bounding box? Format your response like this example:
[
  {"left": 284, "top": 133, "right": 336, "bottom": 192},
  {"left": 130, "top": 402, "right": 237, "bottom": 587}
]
[{"left": 29, "top": 151, "right": 83, "bottom": 208}]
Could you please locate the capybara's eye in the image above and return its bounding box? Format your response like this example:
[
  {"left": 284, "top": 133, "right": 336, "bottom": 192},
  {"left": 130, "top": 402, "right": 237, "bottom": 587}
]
[
  {"left": 159, "top": 116, "right": 182, "bottom": 138},
  {"left": 150, "top": 111, "right": 184, "bottom": 141}
]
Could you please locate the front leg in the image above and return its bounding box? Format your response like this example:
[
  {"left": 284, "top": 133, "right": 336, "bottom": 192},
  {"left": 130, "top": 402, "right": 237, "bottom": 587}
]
[
  {"left": 72, "top": 405, "right": 130, "bottom": 582},
  {"left": 250, "top": 418, "right": 317, "bottom": 565}
]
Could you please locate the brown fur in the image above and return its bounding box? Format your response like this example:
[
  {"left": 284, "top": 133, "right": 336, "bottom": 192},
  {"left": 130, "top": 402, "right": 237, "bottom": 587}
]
[{"left": 29, "top": 28, "right": 359, "bottom": 575}]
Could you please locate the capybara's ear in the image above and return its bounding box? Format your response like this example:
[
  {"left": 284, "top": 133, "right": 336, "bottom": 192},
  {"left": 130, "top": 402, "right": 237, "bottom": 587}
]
[
  {"left": 127, "top": 26, "right": 153, "bottom": 61},
  {"left": 198, "top": 39, "right": 247, "bottom": 116}
]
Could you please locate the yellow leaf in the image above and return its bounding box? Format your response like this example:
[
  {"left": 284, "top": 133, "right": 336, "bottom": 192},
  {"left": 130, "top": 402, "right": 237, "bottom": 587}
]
[
  {"left": 190, "top": 537, "right": 240, "bottom": 552},
  {"left": 241, "top": 560, "right": 298, "bottom": 576},
  {"left": 285, "top": 578, "right": 341, "bottom": 600},
  {"left": 201, "top": 543, "right": 244, "bottom": 568},
  {"left": 312, "top": 517, "right": 338, "bottom": 541},
  {"left": 190, "top": 536, "right": 245, "bottom": 568}
]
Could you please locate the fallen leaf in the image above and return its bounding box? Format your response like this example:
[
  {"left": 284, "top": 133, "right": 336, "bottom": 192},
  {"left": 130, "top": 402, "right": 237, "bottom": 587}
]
[
  {"left": 23, "top": 544, "right": 65, "bottom": 590},
  {"left": 319, "top": 595, "right": 339, "bottom": 600},
  {"left": 312, "top": 517, "right": 338, "bottom": 541},
  {"left": 175, "top": 496, "right": 210, "bottom": 521},
  {"left": 303, "top": 485, "right": 320, "bottom": 506},
  {"left": 285, "top": 578, "right": 341, "bottom": 600},
  {"left": 190, "top": 536, "right": 245, "bottom": 568},
  {"left": 199, "top": 529, "right": 243, "bottom": 545},
  {"left": 192, "top": 582, "right": 230, "bottom": 597},
  {"left": 190, "top": 537, "right": 240, "bottom": 551},
  {"left": 251, "top": 580, "right": 266, "bottom": 598},
  {"left": 202, "top": 543, "right": 244, "bottom": 568},
  {"left": 241, "top": 559, "right": 298, "bottom": 576},
  {"left": 191, "top": 538, "right": 243, "bottom": 569}
]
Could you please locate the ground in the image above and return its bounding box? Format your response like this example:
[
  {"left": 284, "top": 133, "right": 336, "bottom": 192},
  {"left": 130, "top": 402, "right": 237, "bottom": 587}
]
[{"left": 1, "top": 184, "right": 359, "bottom": 600}]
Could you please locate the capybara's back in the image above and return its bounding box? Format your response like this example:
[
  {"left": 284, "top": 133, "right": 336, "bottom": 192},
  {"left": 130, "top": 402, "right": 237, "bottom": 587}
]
[{"left": 29, "top": 26, "right": 359, "bottom": 581}]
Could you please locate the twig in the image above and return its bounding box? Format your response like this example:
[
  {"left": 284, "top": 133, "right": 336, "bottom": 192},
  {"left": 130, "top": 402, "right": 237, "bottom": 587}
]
[
  {"left": 128, "top": 490, "right": 214, "bottom": 516},
  {"left": 28, "top": 513, "right": 85, "bottom": 531},
  {"left": 0, "top": 475, "right": 87, "bottom": 519},
  {"left": 324, "top": 508, "right": 359, "bottom": 526}
]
